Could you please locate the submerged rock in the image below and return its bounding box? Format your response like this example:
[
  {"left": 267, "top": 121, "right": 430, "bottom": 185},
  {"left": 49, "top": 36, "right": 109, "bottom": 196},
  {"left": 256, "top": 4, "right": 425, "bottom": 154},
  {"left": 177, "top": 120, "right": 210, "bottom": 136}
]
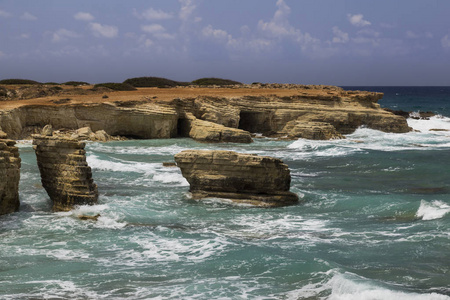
[
  {"left": 174, "top": 150, "right": 299, "bottom": 207},
  {"left": 32, "top": 135, "right": 98, "bottom": 211},
  {"left": 0, "top": 139, "right": 21, "bottom": 215}
]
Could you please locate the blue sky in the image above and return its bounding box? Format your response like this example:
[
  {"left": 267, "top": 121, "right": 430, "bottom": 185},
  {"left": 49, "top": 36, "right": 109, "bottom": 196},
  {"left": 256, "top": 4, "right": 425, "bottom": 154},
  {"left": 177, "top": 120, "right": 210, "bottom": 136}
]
[{"left": 1, "top": 0, "right": 449, "bottom": 85}]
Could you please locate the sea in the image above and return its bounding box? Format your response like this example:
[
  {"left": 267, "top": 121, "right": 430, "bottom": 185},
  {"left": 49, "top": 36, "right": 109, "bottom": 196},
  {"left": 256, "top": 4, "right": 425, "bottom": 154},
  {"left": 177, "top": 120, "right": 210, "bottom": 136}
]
[{"left": 0, "top": 86, "right": 449, "bottom": 299}]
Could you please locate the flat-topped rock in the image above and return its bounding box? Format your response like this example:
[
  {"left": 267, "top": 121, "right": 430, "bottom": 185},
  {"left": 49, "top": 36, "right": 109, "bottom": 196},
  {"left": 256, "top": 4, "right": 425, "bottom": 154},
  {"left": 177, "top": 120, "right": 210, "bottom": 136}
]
[
  {"left": 0, "top": 139, "right": 21, "bottom": 215},
  {"left": 174, "top": 150, "right": 299, "bottom": 207},
  {"left": 32, "top": 135, "right": 98, "bottom": 211}
]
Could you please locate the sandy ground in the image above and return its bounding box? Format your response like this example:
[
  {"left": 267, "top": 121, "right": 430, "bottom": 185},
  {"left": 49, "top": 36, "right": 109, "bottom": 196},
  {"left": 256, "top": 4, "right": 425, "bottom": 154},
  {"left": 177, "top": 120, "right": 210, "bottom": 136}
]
[{"left": 0, "top": 86, "right": 335, "bottom": 109}]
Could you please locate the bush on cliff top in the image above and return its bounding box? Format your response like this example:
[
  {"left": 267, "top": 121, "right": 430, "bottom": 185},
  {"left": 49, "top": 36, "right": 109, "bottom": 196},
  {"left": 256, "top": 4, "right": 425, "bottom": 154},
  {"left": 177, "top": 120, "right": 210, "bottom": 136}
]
[
  {"left": 191, "top": 78, "right": 242, "bottom": 86},
  {"left": 0, "top": 79, "right": 41, "bottom": 85},
  {"left": 63, "top": 81, "right": 90, "bottom": 86},
  {"left": 93, "top": 82, "right": 137, "bottom": 91},
  {"left": 123, "top": 76, "right": 189, "bottom": 88}
]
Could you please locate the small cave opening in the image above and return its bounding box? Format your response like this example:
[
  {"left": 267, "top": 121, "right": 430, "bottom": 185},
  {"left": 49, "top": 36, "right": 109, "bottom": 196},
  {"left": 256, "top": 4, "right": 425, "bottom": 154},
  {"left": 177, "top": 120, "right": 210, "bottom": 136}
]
[
  {"left": 238, "top": 111, "right": 271, "bottom": 134},
  {"left": 176, "top": 118, "right": 191, "bottom": 137}
]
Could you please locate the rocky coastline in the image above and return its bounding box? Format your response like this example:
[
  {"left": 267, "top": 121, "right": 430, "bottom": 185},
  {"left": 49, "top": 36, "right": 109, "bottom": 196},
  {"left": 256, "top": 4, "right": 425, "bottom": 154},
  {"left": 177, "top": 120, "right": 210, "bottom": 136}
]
[
  {"left": 0, "top": 84, "right": 412, "bottom": 215},
  {"left": 0, "top": 85, "right": 410, "bottom": 143}
]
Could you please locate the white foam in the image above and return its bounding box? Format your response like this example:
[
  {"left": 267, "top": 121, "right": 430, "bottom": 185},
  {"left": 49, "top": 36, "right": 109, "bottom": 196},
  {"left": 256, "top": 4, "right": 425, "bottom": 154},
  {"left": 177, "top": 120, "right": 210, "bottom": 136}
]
[
  {"left": 285, "top": 272, "right": 450, "bottom": 300},
  {"left": 408, "top": 115, "right": 450, "bottom": 133},
  {"left": 416, "top": 200, "right": 450, "bottom": 221},
  {"left": 86, "top": 155, "right": 188, "bottom": 186}
]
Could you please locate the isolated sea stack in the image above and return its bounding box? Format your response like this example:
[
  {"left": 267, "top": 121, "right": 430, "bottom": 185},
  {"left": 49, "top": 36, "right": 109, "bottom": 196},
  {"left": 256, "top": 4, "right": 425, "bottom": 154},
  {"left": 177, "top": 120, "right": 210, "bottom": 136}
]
[
  {"left": 0, "top": 139, "right": 21, "bottom": 215},
  {"left": 174, "top": 150, "right": 299, "bottom": 207},
  {"left": 32, "top": 135, "right": 98, "bottom": 211}
]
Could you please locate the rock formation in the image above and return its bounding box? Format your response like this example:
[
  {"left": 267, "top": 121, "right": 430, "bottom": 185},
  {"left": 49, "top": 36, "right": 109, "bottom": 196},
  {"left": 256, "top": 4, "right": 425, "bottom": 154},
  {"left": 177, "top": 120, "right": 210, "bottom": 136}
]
[
  {"left": 0, "top": 139, "right": 21, "bottom": 215},
  {"left": 32, "top": 135, "right": 98, "bottom": 211},
  {"left": 0, "top": 86, "right": 411, "bottom": 142},
  {"left": 174, "top": 150, "right": 299, "bottom": 207}
]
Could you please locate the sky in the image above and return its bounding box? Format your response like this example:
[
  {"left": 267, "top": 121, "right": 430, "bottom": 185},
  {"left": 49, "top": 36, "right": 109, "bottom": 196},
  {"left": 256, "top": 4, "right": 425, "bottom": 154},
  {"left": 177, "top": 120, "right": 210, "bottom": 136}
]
[{"left": 1, "top": 0, "right": 450, "bottom": 86}]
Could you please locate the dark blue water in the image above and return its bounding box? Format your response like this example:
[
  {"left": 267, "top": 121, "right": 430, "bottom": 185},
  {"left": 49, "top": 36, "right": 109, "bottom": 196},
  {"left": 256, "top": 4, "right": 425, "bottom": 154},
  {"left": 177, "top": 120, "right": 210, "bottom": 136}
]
[
  {"left": 342, "top": 86, "right": 450, "bottom": 117},
  {"left": 1, "top": 87, "right": 449, "bottom": 299}
]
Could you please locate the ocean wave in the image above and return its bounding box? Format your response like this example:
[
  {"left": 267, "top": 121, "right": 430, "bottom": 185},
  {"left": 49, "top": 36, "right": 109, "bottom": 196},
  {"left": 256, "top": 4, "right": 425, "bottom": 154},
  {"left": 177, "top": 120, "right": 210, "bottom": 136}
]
[
  {"left": 416, "top": 200, "right": 450, "bottom": 221},
  {"left": 408, "top": 115, "right": 450, "bottom": 133},
  {"left": 285, "top": 271, "right": 450, "bottom": 300},
  {"left": 86, "top": 155, "right": 188, "bottom": 187}
]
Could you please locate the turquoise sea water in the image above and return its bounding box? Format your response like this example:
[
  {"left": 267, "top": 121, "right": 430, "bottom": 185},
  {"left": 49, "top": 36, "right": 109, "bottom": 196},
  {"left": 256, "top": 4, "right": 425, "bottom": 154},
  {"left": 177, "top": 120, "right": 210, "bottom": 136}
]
[{"left": 1, "top": 87, "right": 449, "bottom": 299}]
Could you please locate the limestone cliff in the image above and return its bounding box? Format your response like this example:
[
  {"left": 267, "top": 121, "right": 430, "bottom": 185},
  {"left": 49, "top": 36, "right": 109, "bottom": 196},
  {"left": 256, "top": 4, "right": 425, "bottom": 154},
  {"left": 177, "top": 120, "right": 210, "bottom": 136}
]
[
  {"left": 0, "top": 139, "right": 21, "bottom": 215},
  {"left": 174, "top": 150, "right": 299, "bottom": 207},
  {"left": 33, "top": 135, "right": 98, "bottom": 211},
  {"left": 0, "top": 86, "right": 411, "bottom": 142}
]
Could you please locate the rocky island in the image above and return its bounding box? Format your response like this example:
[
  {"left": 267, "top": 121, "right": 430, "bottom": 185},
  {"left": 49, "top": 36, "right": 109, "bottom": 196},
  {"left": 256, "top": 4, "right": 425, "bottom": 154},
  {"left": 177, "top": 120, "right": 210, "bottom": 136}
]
[{"left": 175, "top": 150, "right": 299, "bottom": 207}]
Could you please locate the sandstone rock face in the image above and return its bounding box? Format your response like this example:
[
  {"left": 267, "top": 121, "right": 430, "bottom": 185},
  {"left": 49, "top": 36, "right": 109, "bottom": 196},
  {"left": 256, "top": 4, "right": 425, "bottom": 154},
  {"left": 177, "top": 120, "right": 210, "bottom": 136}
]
[
  {"left": 0, "top": 139, "right": 21, "bottom": 215},
  {"left": 281, "top": 120, "right": 344, "bottom": 140},
  {"left": 180, "top": 113, "right": 252, "bottom": 143},
  {"left": 0, "top": 102, "right": 178, "bottom": 140},
  {"left": 33, "top": 135, "right": 98, "bottom": 211},
  {"left": 0, "top": 86, "right": 410, "bottom": 142},
  {"left": 174, "top": 150, "right": 299, "bottom": 207}
]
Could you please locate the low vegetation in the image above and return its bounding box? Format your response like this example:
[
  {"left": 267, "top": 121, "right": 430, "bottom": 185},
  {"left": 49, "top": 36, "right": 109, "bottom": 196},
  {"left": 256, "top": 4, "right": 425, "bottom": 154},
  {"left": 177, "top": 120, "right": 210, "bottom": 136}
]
[
  {"left": 123, "top": 76, "right": 188, "bottom": 88},
  {"left": 93, "top": 82, "right": 137, "bottom": 91},
  {"left": 62, "top": 81, "right": 90, "bottom": 86},
  {"left": 191, "top": 77, "right": 242, "bottom": 86},
  {"left": 0, "top": 79, "right": 41, "bottom": 85}
]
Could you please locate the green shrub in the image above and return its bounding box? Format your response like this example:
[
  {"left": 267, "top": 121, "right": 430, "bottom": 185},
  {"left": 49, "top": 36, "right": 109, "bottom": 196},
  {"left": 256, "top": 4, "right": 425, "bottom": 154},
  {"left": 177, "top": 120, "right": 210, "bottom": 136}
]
[
  {"left": 191, "top": 77, "right": 242, "bottom": 86},
  {"left": 0, "top": 79, "right": 40, "bottom": 85},
  {"left": 123, "top": 76, "right": 187, "bottom": 88},
  {"left": 44, "top": 82, "right": 60, "bottom": 85},
  {"left": 93, "top": 82, "right": 137, "bottom": 91},
  {"left": 63, "top": 81, "right": 90, "bottom": 86},
  {"left": 50, "top": 86, "right": 63, "bottom": 91}
]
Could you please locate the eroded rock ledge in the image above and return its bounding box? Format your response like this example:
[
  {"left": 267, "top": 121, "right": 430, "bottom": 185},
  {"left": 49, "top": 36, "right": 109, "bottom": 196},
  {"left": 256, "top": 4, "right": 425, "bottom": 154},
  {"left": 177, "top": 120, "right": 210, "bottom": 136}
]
[
  {"left": 0, "top": 139, "right": 21, "bottom": 215},
  {"left": 33, "top": 135, "right": 98, "bottom": 211},
  {"left": 174, "top": 150, "right": 299, "bottom": 207},
  {"left": 0, "top": 86, "right": 411, "bottom": 143}
]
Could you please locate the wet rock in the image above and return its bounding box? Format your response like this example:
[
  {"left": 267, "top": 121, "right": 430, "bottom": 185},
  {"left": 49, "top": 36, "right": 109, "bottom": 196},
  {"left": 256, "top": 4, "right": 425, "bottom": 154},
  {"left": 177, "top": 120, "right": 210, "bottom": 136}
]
[
  {"left": 175, "top": 150, "right": 299, "bottom": 207},
  {"left": 32, "top": 135, "right": 98, "bottom": 211},
  {"left": 0, "top": 139, "right": 21, "bottom": 215}
]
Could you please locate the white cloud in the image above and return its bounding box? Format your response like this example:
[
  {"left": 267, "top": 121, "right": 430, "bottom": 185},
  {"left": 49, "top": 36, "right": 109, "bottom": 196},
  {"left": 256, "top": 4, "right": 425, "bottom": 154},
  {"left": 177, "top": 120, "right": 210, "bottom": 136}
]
[
  {"left": 332, "top": 26, "right": 349, "bottom": 44},
  {"left": 21, "top": 12, "right": 37, "bottom": 21},
  {"left": 179, "top": 0, "right": 196, "bottom": 21},
  {"left": 52, "top": 28, "right": 82, "bottom": 43},
  {"left": 89, "top": 23, "right": 118, "bottom": 38},
  {"left": 134, "top": 8, "right": 173, "bottom": 20},
  {"left": 141, "top": 24, "right": 166, "bottom": 34},
  {"left": 442, "top": 35, "right": 450, "bottom": 49},
  {"left": 141, "top": 24, "right": 175, "bottom": 40},
  {"left": 407, "top": 30, "right": 433, "bottom": 39},
  {"left": 202, "top": 25, "right": 231, "bottom": 43},
  {"left": 257, "top": 0, "right": 319, "bottom": 49},
  {"left": 348, "top": 14, "right": 371, "bottom": 27},
  {"left": 0, "top": 9, "right": 12, "bottom": 18},
  {"left": 19, "top": 33, "right": 30, "bottom": 39},
  {"left": 74, "top": 12, "right": 94, "bottom": 22}
]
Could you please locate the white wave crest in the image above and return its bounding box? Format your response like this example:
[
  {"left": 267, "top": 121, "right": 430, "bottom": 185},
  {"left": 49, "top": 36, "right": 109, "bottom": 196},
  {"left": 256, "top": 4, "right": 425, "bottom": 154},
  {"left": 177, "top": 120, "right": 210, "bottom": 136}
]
[
  {"left": 86, "top": 155, "right": 188, "bottom": 186},
  {"left": 416, "top": 200, "right": 450, "bottom": 221},
  {"left": 408, "top": 115, "right": 450, "bottom": 133},
  {"left": 285, "top": 271, "right": 450, "bottom": 300}
]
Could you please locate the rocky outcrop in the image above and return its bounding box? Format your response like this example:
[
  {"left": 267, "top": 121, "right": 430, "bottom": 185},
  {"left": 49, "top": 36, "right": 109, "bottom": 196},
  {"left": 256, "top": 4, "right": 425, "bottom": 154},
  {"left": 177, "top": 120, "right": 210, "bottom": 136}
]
[
  {"left": 0, "top": 102, "right": 178, "bottom": 140},
  {"left": 33, "top": 135, "right": 98, "bottom": 211},
  {"left": 280, "top": 120, "right": 344, "bottom": 140},
  {"left": 0, "top": 86, "right": 411, "bottom": 142},
  {"left": 0, "top": 139, "right": 21, "bottom": 215},
  {"left": 179, "top": 113, "right": 252, "bottom": 143},
  {"left": 174, "top": 150, "right": 299, "bottom": 207}
]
